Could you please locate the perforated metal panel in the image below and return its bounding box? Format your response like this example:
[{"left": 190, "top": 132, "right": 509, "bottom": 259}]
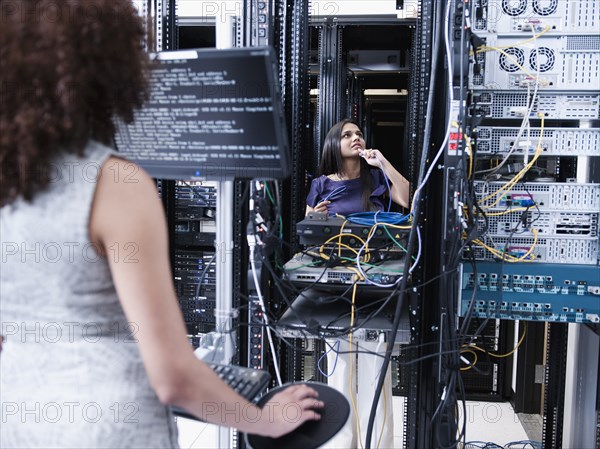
[
  {"left": 471, "top": 35, "right": 600, "bottom": 91},
  {"left": 475, "top": 126, "right": 600, "bottom": 156},
  {"left": 471, "top": 91, "right": 600, "bottom": 119},
  {"left": 473, "top": 0, "right": 600, "bottom": 34},
  {"left": 477, "top": 211, "right": 599, "bottom": 238},
  {"left": 156, "top": 0, "right": 163, "bottom": 51},
  {"left": 473, "top": 236, "right": 599, "bottom": 264},
  {"left": 473, "top": 181, "right": 600, "bottom": 211}
]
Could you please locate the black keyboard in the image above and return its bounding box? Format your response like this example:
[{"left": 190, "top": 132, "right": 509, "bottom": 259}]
[{"left": 172, "top": 361, "right": 272, "bottom": 421}]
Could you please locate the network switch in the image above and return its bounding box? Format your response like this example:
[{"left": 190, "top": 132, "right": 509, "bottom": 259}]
[{"left": 459, "top": 262, "right": 600, "bottom": 323}]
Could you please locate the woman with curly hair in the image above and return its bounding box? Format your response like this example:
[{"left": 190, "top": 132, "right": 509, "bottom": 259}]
[{"left": 0, "top": 1, "right": 322, "bottom": 447}]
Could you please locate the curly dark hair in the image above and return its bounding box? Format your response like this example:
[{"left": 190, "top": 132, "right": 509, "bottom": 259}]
[
  {"left": 319, "top": 119, "right": 376, "bottom": 211},
  {"left": 0, "top": 0, "right": 151, "bottom": 205}
]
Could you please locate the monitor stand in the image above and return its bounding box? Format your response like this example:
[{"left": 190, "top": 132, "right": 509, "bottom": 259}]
[{"left": 214, "top": 179, "right": 235, "bottom": 449}]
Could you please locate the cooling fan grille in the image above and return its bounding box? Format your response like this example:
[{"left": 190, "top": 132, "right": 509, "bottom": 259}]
[
  {"left": 529, "top": 47, "right": 555, "bottom": 72},
  {"left": 532, "top": 0, "right": 559, "bottom": 16},
  {"left": 499, "top": 47, "right": 525, "bottom": 72},
  {"left": 502, "top": 0, "right": 527, "bottom": 16}
]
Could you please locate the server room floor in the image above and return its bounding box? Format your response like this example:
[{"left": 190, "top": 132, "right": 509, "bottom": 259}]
[{"left": 176, "top": 397, "right": 538, "bottom": 448}]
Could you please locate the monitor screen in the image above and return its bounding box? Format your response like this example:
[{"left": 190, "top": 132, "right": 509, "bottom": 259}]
[{"left": 114, "top": 47, "right": 290, "bottom": 181}]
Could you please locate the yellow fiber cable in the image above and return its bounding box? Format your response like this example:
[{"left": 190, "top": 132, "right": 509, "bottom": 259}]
[
  {"left": 473, "top": 25, "right": 551, "bottom": 55},
  {"left": 481, "top": 114, "right": 546, "bottom": 207},
  {"left": 338, "top": 219, "right": 348, "bottom": 258},
  {"left": 323, "top": 233, "right": 365, "bottom": 251},
  {"left": 467, "top": 322, "right": 527, "bottom": 359},
  {"left": 320, "top": 241, "right": 360, "bottom": 258},
  {"left": 321, "top": 232, "right": 370, "bottom": 263},
  {"left": 459, "top": 349, "right": 479, "bottom": 371},
  {"left": 484, "top": 208, "right": 529, "bottom": 216},
  {"left": 480, "top": 46, "right": 546, "bottom": 82},
  {"left": 472, "top": 228, "right": 538, "bottom": 262},
  {"left": 466, "top": 135, "right": 473, "bottom": 180}
]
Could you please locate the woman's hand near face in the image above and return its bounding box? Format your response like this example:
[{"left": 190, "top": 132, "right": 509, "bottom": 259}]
[
  {"left": 360, "top": 149, "right": 386, "bottom": 167},
  {"left": 361, "top": 148, "right": 410, "bottom": 209}
]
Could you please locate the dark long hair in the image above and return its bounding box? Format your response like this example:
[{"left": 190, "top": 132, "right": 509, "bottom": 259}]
[
  {"left": 0, "top": 0, "right": 151, "bottom": 205},
  {"left": 318, "top": 119, "right": 376, "bottom": 211}
]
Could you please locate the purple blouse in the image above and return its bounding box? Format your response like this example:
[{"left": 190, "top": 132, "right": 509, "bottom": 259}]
[{"left": 306, "top": 170, "right": 389, "bottom": 216}]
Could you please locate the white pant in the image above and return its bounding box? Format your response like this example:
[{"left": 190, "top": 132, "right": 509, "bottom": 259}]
[{"left": 320, "top": 338, "right": 394, "bottom": 449}]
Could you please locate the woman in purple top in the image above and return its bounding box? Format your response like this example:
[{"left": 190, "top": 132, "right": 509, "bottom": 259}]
[
  {"left": 304, "top": 119, "right": 410, "bottom": 448},
  {"left": 306, "top": 119, "right": 410, "bottom": 216}
]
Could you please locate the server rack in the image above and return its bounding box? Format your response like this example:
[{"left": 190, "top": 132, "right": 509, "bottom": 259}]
[{"left": 444, "top": 0, "right": 600, "bottom": 447}]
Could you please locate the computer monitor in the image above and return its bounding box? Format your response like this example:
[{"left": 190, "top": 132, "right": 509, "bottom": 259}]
[{"left": 114, "top": 47, "right": 290, "bottom": 181}]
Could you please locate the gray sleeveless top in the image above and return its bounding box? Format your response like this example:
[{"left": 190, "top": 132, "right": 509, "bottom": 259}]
[{"left": 0, "top": 141, "right": 179, "bottom": 448}]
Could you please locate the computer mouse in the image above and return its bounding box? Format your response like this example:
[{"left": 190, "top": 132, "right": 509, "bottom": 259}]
[{"left": 244, "top": 381, "right": 350, "bottom": 449}]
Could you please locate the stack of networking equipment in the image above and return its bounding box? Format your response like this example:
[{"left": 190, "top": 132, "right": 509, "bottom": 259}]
[
  {"left": 460, "top": 0, "right": 600, "bottom": 325},
  {"left": 165, "top": 180, "right": 218, "bottom": 336},
  {"left": 284, "top": 213, "right": 410, "bottom": 291},
  {"left": 277, "top": 212, "right": 411, "bottom": 344}
]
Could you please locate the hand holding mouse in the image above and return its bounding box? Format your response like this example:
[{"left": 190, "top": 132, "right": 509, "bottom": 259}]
[
  {"left": 245, "top": 381, "right": 350, "bottom": 449},
  {"left": 257, "top": 384, "right": 324, "bottom": 438}
]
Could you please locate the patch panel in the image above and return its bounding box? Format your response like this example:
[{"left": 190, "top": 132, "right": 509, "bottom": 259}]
[
  {"left": 475, "top": 126, "right": 599, "bottom": 156},
  {"left": 470, "top": 91, "right": 600, "bottom": 120},
  {"left": 472, "top": 0, "right": 600, "bottom": 35},
  {"left": 471, "top": 235, "right": 599, "bottom": 264},
  {"left": 459, "top": 262, "right": 600, "bottom": 323},
  {"left": 473, "top": 182, "right": 600, "bottom": 212},
  {"left": 471, "top": 35, "right": 600, "bottom": 91}
]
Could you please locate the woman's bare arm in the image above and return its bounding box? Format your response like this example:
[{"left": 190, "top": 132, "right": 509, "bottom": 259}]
[
  {"left": 89, "top": 157, "right": 322, "bottom": 437},
  {"left": 361, "top": 149, "right": 410, "bottom": 208}
]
